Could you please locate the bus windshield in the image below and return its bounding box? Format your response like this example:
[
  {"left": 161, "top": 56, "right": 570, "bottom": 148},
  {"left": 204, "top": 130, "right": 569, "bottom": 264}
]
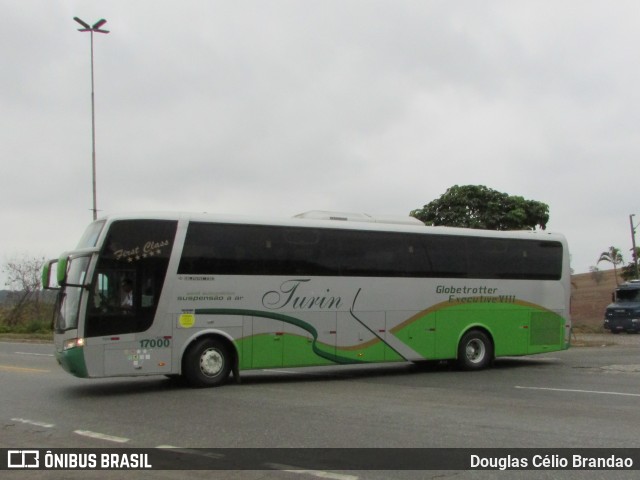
[
  {"left": 76, "top": 220, "right": 106, "bottom": 248},
  {"left": 53, "top": 255, "right": 91, "bottom": 332}
]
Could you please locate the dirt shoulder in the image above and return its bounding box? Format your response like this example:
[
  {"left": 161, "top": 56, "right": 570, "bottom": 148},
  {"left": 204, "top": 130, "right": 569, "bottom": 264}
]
[
  {"left": 572, "top": 332, "right": 640, "bottom": 347},
  {"left": 0, "top": 333, "right": 52, "bottom": 344}
]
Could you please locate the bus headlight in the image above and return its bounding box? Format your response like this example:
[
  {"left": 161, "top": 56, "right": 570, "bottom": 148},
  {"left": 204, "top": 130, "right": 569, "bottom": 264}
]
[{"left": 63, "top": 338, "right": 85, "bottom": 351}]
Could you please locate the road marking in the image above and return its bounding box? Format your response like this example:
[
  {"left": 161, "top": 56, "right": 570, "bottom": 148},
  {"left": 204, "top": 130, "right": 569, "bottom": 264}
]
[
  {"left": 15, "top": 351, "right": 54, "bottom": 357},
  {"left": 516, "top": 386, "right": 640, "bottom": 397},
  {"left": 267, "top": 464, "right": 358, "bottom": 480},
  {"left": 0, "top": 364, "right": 50, "bottom": 373},
  {"left": 282, "top": 469, "right": 359, "bottom": 480},
  {"left": 155, "top": 446, "right": 224, "bottom": 458},
  {"left": 11, "top": 417, "right": 55, "bottom": 428},
  {"left": 74, "top": 430, "right": 130, "bottom": 443}
]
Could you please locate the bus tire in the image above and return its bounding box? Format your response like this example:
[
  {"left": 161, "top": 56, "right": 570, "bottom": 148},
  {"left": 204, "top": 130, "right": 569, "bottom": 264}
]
[
  {"left": 457, "top": 330, "right": 493, "bottom": 370},
  {"left": 183, "top": 337, "right": 231, "bottom": 388}
]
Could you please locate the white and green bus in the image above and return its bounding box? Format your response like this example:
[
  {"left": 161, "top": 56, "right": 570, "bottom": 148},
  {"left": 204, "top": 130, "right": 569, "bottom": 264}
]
[{"left": 43, "top": 211, "right": 571, "bottom": 387}]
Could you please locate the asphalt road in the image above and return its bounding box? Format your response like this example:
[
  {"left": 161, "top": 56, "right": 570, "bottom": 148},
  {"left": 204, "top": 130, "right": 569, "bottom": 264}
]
[{"left": 1, "top": 335, "right": 640, "bottom": 479}]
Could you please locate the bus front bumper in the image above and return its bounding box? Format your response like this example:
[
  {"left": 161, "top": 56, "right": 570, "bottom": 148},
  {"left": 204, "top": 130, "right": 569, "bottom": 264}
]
[{"left": 55, "top": 346, "right": 89, "bottom": 378}]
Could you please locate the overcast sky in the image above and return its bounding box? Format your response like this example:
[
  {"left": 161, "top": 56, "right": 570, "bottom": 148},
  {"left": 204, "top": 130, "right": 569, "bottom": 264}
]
[{"left": 1, "top": 0, "right": 638, "bottom": 287}]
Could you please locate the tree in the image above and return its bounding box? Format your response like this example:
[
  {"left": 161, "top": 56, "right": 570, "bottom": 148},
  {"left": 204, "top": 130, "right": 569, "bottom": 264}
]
[
  {"left": 597, "top": 247, "right": 623, "bottom": 286},
  {"left": 589, "top": 266, "right": 603, "bottom": 284},
  {"left": 2, "top": 254, "right": 45, "bottom": 326},
  {"left": 621, "top": 246, "right": 640, "bottom": 281},
  {"left": 410, "top": 185, "right": 549, "bottom": 230}
]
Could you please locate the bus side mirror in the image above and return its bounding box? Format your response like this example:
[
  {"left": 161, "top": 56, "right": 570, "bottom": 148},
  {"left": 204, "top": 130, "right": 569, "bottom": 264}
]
[
  {"left": 42, "top": 259, "right": 60, "bottom": 290},
  {"left": 56, "top": 256, "right": 69, "bottom": 287}
]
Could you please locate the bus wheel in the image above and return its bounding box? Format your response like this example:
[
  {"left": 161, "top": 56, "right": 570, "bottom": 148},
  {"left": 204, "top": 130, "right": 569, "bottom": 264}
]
[
  {"left": 183, "top": 338, "right": 231, "bottom": 388},
  {"left": 457, "top": 330, "right": 493, "bottom": 370}
]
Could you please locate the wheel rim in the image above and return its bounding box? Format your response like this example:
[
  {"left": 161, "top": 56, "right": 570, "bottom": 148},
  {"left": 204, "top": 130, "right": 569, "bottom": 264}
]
[
  {"left": 200, "top": 348, "right": 224, "bottom": 377},
  {"left": 465, "top": 339, "right": 486, "bottom": 364}
]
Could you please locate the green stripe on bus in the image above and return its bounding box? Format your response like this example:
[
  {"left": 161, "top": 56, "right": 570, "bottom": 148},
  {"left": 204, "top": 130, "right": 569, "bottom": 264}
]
[{"left": 195, "top": 308, "right": 378, "bottom": 365}]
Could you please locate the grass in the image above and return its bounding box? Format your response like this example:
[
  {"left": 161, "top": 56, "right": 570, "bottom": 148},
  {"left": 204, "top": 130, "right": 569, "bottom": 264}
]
[{"left": 0, "top": 317, "right": 53, "bottom": 343}]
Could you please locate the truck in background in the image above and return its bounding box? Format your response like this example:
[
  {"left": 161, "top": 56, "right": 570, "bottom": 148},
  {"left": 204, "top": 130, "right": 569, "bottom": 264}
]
[{"left": 604, "top": 280, "right": 640, "bottom": 333}]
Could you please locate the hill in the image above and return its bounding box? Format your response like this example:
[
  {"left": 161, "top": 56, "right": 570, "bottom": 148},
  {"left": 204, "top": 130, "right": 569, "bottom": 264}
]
[{"left": 571, "top": 269, "right": 622, "bottom": 329}]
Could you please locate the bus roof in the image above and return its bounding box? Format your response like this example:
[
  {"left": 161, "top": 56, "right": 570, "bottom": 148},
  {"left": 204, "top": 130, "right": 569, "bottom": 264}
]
[
  {"left": 93, "top": 211, "right": 567, "bottom": 243},
  {"left": 293, "top": 210, "right": 425, "bottom": 226}
]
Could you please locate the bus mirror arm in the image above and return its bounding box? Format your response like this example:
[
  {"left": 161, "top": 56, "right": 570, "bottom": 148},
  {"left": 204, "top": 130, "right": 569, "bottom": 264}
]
[
  {"left": 55, "top": 256, "right": 89, "bottom": 289},
  {"left": 60, "top": 281, "right": 91, "bottom": 290}
]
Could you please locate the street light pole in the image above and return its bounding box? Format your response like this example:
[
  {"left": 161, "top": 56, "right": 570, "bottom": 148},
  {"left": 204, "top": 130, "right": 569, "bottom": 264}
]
[
  {"left": 630, "top": 214, "right": 639, "bottom": 280},
  {"left": 73, "top": 17, "right": 109, "bottom": 221}
]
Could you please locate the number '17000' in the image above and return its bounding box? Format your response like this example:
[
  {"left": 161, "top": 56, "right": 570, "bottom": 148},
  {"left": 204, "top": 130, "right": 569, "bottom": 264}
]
[{"left": 139, "top": 338, "right": 171, "bottom": 348}]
